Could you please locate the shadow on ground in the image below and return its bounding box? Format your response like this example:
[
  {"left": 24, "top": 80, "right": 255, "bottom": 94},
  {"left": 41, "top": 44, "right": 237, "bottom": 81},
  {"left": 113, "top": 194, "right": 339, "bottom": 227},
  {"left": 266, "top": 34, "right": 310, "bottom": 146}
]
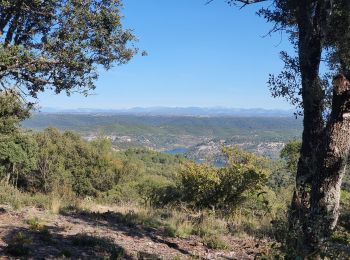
[
  {"left": 0, "top": 225, "right": 132, "bottom": 259},
  {"left": 59, "top": 207, "right": 193, "bottom": 257}
]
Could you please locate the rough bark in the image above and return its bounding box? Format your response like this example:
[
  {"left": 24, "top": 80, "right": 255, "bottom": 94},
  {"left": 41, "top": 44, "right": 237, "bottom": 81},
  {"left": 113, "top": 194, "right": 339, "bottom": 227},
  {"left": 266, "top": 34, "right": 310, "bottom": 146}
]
[
  {"left": 288, "top": 3, "right": 325, "bottom": 254},
  {"left": 308, "top": 74, "right": 350, "bottom": 254}
]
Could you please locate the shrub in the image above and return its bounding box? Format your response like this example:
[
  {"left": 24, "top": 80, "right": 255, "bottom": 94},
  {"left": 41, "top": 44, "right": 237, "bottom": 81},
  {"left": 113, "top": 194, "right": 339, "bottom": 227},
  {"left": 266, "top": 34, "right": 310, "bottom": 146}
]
[
  {"left": 179, "top": 147, "right": 270, "bottom": 212},
  {"left": 0, "top": 182, "right": 51, "bottom": 209},
  {"left": 331, "top": 230, "right": 350, "bottom": 245},
  {"left": 164, "top": 212, "right": 193, "bottom": 238},
  {"left": 24, "top": 129, "right": 123, "bottom": 196},
  {"left": 136, "top": 176, "right": 181, "bottom": 206},
  {"left": 202, "top": 234, "right": 228, "bottom": 250},
  {"left": 26, "top": 217, "right": 44, "bottom": 231},
  {"left": 280, "top": 140, "right": 301, "bottom": 176}
]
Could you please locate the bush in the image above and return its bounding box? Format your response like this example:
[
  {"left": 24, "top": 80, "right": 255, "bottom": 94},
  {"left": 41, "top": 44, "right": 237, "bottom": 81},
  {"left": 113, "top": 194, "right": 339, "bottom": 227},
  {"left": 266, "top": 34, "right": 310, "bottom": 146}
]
[
  {"left": 164, "top": 211, "right": 194, "bottom": 238},
  {"left": 26, "top": 217, "right": 45, "bottom": 231},
  {"left": 179, "top": 147, "right": 270, "bottom": 212},
  {"left": 136, "top": 176, "right": 182, "bottom": 207},
  {"left": 202, "top": 234, "right": 228, "bottom": 250},
  {"left": 0, "top": 182, "right": 51, "bottom": 209},
  {"left": 24, "top": 129, "right": 122, "bottom": 196}
]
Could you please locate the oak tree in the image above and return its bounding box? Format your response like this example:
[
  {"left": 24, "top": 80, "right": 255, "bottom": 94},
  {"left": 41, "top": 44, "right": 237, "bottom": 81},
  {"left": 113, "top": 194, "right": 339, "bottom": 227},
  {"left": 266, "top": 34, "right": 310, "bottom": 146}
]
[
  {"left": 225, "top": 0, "right": 350, "bottom": 256},
  {"left": 0, "top": 91, "right": 37, "bottom": 186},
  {"left": 0, "top": 0, "right": 137, "bottom": 100}
]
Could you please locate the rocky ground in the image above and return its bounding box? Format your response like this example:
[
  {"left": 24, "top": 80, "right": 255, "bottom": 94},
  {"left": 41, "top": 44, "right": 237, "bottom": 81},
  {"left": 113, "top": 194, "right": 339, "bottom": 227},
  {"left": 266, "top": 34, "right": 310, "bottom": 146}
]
[{"left": 0, "top": 205, "right": 272, "bottom": 259}]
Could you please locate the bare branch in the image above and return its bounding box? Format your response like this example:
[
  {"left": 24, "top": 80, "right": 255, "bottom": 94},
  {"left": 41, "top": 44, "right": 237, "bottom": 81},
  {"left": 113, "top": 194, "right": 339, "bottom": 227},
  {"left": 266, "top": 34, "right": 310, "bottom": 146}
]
[
  {"left": 206, "top": 0, "right": 268, "bottom": 6},
  {"left": 228, "top": 0, "right": 268, "bottom": 6}
]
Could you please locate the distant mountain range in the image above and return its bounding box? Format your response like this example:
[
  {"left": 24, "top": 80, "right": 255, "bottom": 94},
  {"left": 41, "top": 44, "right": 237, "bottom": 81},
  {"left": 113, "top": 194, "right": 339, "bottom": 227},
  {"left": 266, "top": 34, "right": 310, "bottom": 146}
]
[{"left": 39, "top": 107, "right": 294, "bottom": 117}]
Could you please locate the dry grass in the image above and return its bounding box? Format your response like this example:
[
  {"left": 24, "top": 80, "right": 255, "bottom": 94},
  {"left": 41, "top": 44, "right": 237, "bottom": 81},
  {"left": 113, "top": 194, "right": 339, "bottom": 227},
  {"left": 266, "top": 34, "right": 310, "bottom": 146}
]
[
  {"left": 50, "top": 196, "right": 62, "bottom": 214},
  {"left": 0, "top": 182, "right": 284, "bottom": 255}
]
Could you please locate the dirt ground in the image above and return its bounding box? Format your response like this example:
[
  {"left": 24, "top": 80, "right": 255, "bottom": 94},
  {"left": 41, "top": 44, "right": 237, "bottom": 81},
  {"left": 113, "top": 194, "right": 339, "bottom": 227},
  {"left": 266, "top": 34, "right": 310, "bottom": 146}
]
[{"left": 0, "top": 205, "right": 272, "bottom": 259}]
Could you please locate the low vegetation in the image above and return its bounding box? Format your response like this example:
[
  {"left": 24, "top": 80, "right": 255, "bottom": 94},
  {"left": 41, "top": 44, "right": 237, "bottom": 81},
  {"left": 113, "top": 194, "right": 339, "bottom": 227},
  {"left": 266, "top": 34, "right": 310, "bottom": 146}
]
[{"left": 0, "top": 92, "right": 349, "bottom": 258}]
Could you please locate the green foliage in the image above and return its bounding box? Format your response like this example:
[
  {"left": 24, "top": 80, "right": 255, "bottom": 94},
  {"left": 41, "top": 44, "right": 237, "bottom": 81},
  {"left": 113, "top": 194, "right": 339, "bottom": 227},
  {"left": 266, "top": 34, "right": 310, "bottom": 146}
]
[
  {"left": 234, "top": 0, "right": 350, "bottom": 113},
  {"left": 331, "top": 230, "right": 350, "bottom": 245},
  {"left": 0, "top": 132, "right": 38, "bottom": 186},
  {"left": 280, "top": 140, "right": 301, "bottom": 176},
  {"left": 201, "top": 234, "right": 228, "bottom": 250},
  {"left": 267, "top": 161, "right": 294, "bottom": 192},
  {"left": 26, "top": 217, "right": 45, "bottom": 231},
  {"left": 337, "top": 190, "right": 350, "bottom": 245},
  {"left": 164, "top": 220, "right": 193, "bottom": 238},
  {"left": 265, "top": 140, "right": 301, "bottom": 192},
  {"left": 179, "top": 147, "right": 269, "bottom": 212},
  {"left": 191, "top": 213, "right": 229, "bottom": 249},
  {"left": 179, "top": 163, "right": 219, "bottom": 207},
  {"left": 117, "top": 148, "right": 185, "bottom": 180},
  {"left": 0, "top": 0, "right": 136, "bottom": 98},
  {"left": 0, "top": 91, "right": 38, "bottom": 185},
  {"left": 24, "top": 114, "right": 303, "bottom": 147},
  {"left": 25, "top": 217, "right": 52, "bottom": 242},
  {"left": 26, "top": 129, "right": 122, "bottom": 196},
  {"left": 0, "top": 181, "right": 69, "bottom": 210},
  {"left": 101, "top": 148, "right": 185, "bottom": 204},
  {"left": 135, "top": 176, "right": 174, "bottom": 205},
  {"left": 146, "top": 183, "right": 182, "bottom": 207},
  {"left": 0, "top": 90, "right": 31, "bottom": 134}
]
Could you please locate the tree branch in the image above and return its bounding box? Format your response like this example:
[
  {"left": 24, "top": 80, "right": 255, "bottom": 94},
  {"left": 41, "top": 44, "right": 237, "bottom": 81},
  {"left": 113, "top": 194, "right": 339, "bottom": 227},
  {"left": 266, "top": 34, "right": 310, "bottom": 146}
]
[{"left": 206, "top": 0, "right": 268, "bottom": 6}]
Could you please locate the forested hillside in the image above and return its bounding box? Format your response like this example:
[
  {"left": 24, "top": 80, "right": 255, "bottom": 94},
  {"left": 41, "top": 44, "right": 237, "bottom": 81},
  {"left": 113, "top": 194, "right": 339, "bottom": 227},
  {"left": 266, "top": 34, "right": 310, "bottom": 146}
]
[
  {"left": 23, "top": 114, "right": 302, "bottom": 160},
  {"left": 24, "top": 114, "right": 302, "bottom": 139},
  {"left": 0, "top": 92, "right": 349, "bottom": 258}
]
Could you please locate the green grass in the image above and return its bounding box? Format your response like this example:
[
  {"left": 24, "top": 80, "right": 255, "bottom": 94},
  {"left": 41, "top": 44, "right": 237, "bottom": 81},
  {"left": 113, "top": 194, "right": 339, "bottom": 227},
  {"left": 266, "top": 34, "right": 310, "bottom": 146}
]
[
  {"left": 0, "top": 183, "right": 51, "bottom": 210},
  {"left": 202, "top": 234, "right": 229, "bottom": 250},
  {"left": 26, "top": 217, "right": 45, "bottom": 231}
]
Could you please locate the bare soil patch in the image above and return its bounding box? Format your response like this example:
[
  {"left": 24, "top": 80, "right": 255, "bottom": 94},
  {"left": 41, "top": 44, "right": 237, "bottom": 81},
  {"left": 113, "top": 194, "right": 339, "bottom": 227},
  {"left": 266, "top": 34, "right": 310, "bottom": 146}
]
[{"left": 0, "top": 205, "right": 271, "bottom": 259}]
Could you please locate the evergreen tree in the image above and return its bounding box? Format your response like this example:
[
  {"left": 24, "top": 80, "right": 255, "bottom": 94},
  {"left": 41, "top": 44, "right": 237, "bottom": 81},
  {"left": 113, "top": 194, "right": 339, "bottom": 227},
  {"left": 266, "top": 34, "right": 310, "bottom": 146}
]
[
  {"left": 225, "top": 0, "right": 350, "bottom": 256},
  {"left": 0, "top": 0, "right": 137, "bottom": 99},
  {"left": 0, "top": 90, "right": 37, "bottom": 185}
]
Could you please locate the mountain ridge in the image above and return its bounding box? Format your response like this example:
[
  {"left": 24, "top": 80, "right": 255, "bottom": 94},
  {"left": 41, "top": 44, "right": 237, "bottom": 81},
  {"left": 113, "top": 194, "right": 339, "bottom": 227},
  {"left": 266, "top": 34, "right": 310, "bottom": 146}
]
[{"left": 38, "top": 106, "right": 294, "bottom": 117}]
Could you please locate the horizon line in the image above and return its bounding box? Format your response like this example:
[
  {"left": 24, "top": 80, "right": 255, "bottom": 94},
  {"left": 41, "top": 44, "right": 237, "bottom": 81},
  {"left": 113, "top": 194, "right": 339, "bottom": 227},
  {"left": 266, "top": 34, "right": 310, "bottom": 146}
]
[{"left": 38, "top": 106, "right": 294, "bottom": 111}]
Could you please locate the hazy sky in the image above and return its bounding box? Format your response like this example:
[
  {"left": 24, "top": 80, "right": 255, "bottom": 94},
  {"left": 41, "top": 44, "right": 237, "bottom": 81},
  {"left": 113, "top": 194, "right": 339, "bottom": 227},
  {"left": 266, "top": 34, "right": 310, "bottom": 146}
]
[{"left": 38, "top": 0, "right": 294, "bottom": 110}]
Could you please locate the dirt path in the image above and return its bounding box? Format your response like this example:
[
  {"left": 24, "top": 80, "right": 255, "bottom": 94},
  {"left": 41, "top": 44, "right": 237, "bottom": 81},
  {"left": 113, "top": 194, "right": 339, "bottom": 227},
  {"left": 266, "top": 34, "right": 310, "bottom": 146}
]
[{"left": 0, "top": 205, "right": 269, "bottom": 259}]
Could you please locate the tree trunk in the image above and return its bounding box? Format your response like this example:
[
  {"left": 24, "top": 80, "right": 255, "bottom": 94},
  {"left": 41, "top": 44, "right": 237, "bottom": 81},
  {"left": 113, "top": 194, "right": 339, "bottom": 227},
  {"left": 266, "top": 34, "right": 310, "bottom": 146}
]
[
  {"left": 308, "top": 74, "right": 350, "bottom": 255},
  {"left": 5, "top": 172, "right": 10, "bottom": 184},
  {"left": 289, "top": 4, "right": 324, "bottom": 255}
]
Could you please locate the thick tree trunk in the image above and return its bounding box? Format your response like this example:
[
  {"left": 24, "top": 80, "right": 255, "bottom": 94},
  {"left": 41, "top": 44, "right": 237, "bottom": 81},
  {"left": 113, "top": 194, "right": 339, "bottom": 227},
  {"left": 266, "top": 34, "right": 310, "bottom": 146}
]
[
  {"left": 289, "top": 4, "right": 324, "bottom": 254},
  {"left": 280, "top": 0, "right": 347, "bottom": 257},
  {"left": 308, "top": 74, "right": 350, "bottom": 254}
]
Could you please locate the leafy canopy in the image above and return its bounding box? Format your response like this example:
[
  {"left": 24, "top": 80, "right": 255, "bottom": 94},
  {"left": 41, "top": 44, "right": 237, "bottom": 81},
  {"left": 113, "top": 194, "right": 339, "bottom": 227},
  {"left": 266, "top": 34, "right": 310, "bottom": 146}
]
[
  {"left": 0, "top": 90, "right": 37, "bottom": 185},
  {"left": 280, "top": 140, "right": 301, "bottom": 176},
  {"left": 30, "top": 128, "right": 122, "bottom": 195},
  {"left": 0, "top": 90, "right": 30, "bottom": 134},
  {"left": 0, "top": 0, "right": 137, "bottom": 100}
]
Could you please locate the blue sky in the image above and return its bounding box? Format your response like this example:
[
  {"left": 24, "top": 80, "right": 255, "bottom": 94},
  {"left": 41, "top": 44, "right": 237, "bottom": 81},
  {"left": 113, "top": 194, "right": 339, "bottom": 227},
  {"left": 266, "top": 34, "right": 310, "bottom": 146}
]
[{"left": 38, "top": 0, "right": 294, "bottom": 110}]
